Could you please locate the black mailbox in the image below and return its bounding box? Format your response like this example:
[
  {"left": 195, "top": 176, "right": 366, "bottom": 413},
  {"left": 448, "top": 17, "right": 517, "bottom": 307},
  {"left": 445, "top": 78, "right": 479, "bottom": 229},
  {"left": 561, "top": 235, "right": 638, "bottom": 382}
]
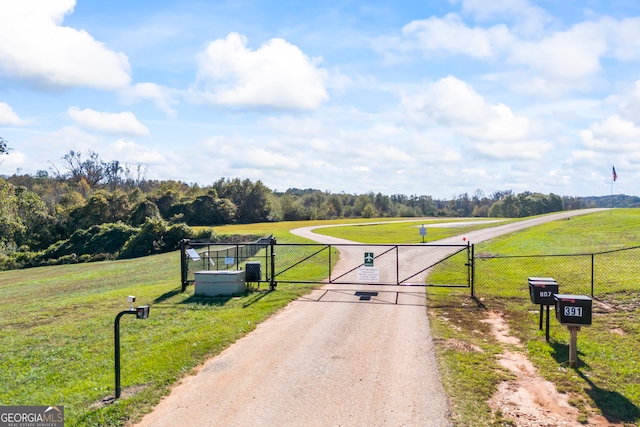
[
  {"left": 528, "top": 280, "right": 559, "bottom": 305},
  {"left": 554, "top": 294, "right": 592, "bottom": 326}
]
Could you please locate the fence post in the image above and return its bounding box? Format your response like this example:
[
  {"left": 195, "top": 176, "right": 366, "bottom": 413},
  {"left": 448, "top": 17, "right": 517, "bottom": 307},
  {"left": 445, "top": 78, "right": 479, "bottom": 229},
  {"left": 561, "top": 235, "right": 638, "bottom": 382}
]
[
  {"left": 270, "top": 238, "right": 276, "bottom": 290},
  {"left": 470, "top": 243, "right": 475, "bottom": 298},
  {"left": 591, "top": 253, "right": 595, "bottom": 297},
  {"left": 396, "top": 245, "right": 400, "bottom": 285},
  {"left": 328, "top": 245, "right": 332, "bottom": 283},
  {"left": 180, "top": 239, "right": 188, "bottom": 292}
]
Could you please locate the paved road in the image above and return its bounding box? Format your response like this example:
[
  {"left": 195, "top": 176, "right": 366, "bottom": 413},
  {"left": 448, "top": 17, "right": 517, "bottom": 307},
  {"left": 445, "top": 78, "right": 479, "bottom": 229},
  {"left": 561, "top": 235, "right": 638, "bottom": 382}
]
[{"left": 135, "top": 209, "right": 605, "bottom": 427}]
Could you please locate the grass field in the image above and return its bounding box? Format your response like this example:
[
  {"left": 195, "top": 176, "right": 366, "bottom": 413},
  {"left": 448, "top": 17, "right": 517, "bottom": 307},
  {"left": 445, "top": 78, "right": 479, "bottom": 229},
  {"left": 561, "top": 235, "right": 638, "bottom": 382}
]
[
  {"left": 309, "top": 217, "right": 512, "bottom": 243},
  {"left": 1, "top": 212, "right": 639, "bottom": 426}
]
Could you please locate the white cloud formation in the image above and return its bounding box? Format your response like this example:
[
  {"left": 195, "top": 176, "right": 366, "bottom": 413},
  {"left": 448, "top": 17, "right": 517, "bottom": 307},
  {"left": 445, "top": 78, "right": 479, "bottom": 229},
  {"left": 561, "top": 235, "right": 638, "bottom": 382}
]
[
  {"left": 195, "top": 33, "right": 329, "bottom": 109},
  {"left": 402, "top": 14, "right": 511, "bottom": 59},
  {"left": 395, "top": 8, "right": 640, "bottom": 96},
  {"left": 458, "top": 0, "right": 553, "bottom": 36},
  {"left": 401, "top": 76, "right": 531, "bottom": 141},
  {"left": 580, "top": 115, "right": 640, "bottom": 152},
  {"left": 508, "top": 21, "right": 607, "bottom": 82},
  {"left": 0, "top": 102, "right": 27, "bottom": 125},
  {"left": 109, "top": 139, "right": 165, "bottom": 164},
  {"left": 0, "top": 0, "right": 131, "bottom": 89},
  {"left": 119, "top": 83, "right": 179, "bottom": 116},
  {"left": 475, "top": 141, "right": 551, "bottom": 160},
  {"left": 67, "top": 107, "right": 150, "bottom": 136},
  {"left": 610, "top": 80, "right": 640, "bottom": 121}
]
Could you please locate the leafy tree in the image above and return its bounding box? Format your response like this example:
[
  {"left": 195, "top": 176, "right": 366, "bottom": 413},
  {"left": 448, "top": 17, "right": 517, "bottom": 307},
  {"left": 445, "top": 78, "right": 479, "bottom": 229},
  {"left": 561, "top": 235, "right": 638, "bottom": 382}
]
[
  {"left": 0, "top": 179, "right": 22, "bottom": 248},
  {"left": 186, "top": 194, "right": 237, "bottom": 225},
  {"left": 130, "top": 200, "right": 160, "bottom": 226}
]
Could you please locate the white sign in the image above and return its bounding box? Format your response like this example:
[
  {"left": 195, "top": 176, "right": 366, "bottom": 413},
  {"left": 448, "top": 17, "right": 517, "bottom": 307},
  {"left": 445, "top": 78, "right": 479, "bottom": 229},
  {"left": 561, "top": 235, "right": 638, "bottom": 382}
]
[
  {"left": 224, "top": 257, "right": 235, "bottom": 265},
  {"left": 419, "top": 226, "right": 427, "bottom": 236},
  {"left": 186, "top": 248, "right": 200, "bottom": 261},
  {"left": 564, "top": 306, "right": 583, "bottom": 317},
  {"left": 357, "top": 267, "right": 379, "bottom": 282}
]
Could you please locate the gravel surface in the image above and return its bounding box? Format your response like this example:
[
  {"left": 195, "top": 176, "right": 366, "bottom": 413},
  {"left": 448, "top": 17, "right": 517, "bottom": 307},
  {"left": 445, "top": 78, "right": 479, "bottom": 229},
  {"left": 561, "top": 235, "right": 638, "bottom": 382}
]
[{"left": 135, "top": 209, "right": 605, "bottom": 427}]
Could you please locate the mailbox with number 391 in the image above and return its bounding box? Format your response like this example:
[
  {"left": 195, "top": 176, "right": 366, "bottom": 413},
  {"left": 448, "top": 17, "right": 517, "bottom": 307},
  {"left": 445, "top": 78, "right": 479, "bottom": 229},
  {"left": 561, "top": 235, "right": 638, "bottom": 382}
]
[{"left": 554, "top": 294, "right": 592, "bottom": 326}]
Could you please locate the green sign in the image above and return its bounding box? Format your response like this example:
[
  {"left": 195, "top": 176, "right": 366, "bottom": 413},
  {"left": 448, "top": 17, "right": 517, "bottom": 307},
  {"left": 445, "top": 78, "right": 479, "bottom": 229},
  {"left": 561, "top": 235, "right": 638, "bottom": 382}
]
[{"left": 364, "top": 252, "right": 374, "bottom": 267}]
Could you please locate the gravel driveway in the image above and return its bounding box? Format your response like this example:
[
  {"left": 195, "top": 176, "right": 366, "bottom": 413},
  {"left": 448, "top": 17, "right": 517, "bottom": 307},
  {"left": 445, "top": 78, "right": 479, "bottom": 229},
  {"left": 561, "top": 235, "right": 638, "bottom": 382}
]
[{"left": 135, "top": 209, "right": 605, "bottom": 427}]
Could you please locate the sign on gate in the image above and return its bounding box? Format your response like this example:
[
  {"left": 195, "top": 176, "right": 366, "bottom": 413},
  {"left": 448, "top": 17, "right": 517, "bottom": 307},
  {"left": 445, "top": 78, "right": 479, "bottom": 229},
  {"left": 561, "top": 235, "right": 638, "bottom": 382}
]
[
  {"left": 364, "top": 252, "right": 374, "bottom": 267},
  {"left": 358, "top": 267, "right": 379, "bottom": 282}
]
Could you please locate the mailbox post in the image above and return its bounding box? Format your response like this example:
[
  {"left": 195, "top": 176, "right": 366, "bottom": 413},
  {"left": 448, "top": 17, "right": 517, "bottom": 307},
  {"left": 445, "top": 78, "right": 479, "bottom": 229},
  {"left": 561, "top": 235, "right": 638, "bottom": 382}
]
[
  {"left": 554, "top": 294, "right": 592, "bottom": 368},
  {"left": 528, "top": 277, "right": 558, "bottom": 342},
  {"left": 114, "top": 301, "right": 150, "bottom": 399}
]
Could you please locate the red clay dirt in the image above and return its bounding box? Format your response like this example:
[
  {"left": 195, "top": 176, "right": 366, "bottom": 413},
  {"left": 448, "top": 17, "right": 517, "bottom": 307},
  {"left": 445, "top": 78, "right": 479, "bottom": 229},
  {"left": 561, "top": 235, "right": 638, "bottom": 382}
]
[{"left": 483, "top": 311, "right": 616, "bottom": 427}]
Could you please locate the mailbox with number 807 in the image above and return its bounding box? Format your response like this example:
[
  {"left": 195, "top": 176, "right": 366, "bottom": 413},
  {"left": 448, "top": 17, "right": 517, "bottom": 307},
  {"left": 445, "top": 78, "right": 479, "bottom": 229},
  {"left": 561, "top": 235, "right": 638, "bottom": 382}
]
[
  {"left": 528, "top": 277, "right": 558, "bottom": 305},
  {"left": 554, "top": 294, "right": 592, "bottom": 326}
]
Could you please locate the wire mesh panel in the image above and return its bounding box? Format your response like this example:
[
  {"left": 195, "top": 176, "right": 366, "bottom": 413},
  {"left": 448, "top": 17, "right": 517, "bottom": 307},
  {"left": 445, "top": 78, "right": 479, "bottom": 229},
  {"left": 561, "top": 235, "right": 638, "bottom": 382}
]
[
  {"left": 474, "top": 254, "right": 592, "bottom": 299},
  {"left": 593, "top": 246, "right": 640, "bottom": 298},
  {"left": 273, "top": 243, "right": 471, "bottom": 287},
  {"left": 272, "top": 244, "right": 334, "bottom": 283},
  {"left": 472, "top": 245, "right": 640, "bottom": 301}
]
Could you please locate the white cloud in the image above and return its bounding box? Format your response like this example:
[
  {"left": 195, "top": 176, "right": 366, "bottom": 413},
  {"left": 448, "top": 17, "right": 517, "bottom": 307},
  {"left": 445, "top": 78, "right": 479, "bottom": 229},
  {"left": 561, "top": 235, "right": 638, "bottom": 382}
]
[
  {"left": 0, "top": 102, "right": 27, "bottom": 125},
  {"left": 580, "top": 115, "right": 640, "bottom": 152},
  {"left": 394, "top": 9, "right": 640, "bottom": 97},
  {"left": 508, "top": 22, "right": 607, "bottom": 82},
  {"left": 194, "top": 32, "right": 329, "bottom": 109},
  {"left": 475, "top": 141, "right": 551, "bottom": 160},
  {"left": 402, "top": 14, "right": 511, "bottom": 58},
  {"left": 611, "top": 80, "right": 640, "bottom": 121},
  {"left": 0, "top": 0, "right": 131, "bottom": 90},
  {"left": 119, "top": 83, "right": 179, "bottom": 116},
  {"left": 459, "top": 0, "right": 553, "bottom": 36},
  {"left": 68, "top": 107, "right": 150, "bottom": 136},
  {"left": 401, "top": 76, "right": 531, "bottom": 141},
  {"left": 109, "top": 139, "right": 165, "bottom": 164}
]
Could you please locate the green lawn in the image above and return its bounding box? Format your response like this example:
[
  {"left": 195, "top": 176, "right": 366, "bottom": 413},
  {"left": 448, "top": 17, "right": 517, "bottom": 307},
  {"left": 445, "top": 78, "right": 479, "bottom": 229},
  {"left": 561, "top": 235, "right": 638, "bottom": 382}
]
[{"left": 310, "top": 217, "right": 511, "bottom": 243}]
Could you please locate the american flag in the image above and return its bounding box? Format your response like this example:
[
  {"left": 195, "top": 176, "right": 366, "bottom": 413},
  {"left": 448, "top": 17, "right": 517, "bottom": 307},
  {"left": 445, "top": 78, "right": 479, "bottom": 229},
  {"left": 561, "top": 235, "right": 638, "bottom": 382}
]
[{"left": 613, "top": 166, "right": 617, "bottom": 182}]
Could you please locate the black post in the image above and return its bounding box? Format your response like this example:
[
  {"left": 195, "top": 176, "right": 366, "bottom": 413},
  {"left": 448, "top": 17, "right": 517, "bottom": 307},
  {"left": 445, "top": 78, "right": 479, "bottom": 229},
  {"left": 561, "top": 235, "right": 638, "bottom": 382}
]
[
  {"left": 328, "top": 244, "right": 332, "bottom": 283},
  {"left": 545, "top": 304, "right": 550, "bottom": 342},
  {"left": 270, "top": 238, "right": 276, "bottom": 290},
  {"left": 114, "top": 310, "right": 136, "bottom": 399},
  {"left": 396, "top": 245, "right": 399, "bottom": 285},
  {"left": 470, "top": 243, "right": 475, "bottom": 298},
  {"left": 539, "top": 305, "right": 543, "bottom": 330},
  {"left": 180, "top": 239, "right": 188, "bottom": 292}
]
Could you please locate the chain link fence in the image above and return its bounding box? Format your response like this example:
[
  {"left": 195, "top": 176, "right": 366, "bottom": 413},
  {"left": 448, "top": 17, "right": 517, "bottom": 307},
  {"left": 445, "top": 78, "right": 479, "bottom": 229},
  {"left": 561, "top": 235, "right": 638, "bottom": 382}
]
[{"left": 474, "top": 246, "right": 640, "bottom": 301}]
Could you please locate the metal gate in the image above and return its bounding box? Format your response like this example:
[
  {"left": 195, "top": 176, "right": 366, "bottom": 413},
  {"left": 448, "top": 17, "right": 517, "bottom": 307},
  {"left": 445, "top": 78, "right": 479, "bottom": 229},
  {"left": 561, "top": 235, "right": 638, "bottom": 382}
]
[{"left": 180, "top": 238, "right": 474, "bottom": 291}]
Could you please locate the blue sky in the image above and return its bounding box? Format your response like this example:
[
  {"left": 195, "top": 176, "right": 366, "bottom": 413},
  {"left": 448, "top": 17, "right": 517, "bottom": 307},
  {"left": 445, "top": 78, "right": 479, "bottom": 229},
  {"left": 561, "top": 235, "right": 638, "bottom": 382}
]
[{"left": 1, "top": 0, "right": 639, "bottom": 199}]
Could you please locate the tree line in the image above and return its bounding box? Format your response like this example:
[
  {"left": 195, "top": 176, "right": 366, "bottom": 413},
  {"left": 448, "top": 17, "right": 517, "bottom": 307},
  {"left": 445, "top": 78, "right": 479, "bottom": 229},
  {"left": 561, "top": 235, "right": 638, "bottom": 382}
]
[{"left": 0, "top": 150, "right": 590, "bottom": 270}]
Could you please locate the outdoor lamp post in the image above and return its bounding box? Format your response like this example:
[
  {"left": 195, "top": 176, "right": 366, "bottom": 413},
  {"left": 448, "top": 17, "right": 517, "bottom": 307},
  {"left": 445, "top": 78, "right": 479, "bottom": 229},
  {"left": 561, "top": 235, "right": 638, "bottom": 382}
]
[{"left": 114, "top": 297, "right": 150, "bottom": 399}]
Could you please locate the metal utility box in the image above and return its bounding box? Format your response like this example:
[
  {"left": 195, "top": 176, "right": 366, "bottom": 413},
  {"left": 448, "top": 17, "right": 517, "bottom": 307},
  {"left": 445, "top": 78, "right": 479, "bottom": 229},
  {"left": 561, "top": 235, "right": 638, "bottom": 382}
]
[
  {"left": 528, "top": 278, "right": 559, "bottom": 305},
  {"left": 554, "top": 294, "right": 592, "bottom": 326},
  {"left": 194, "top": 270, "right": 246, "bottom": 297},
  {"left": 245, "top": 261, "right": 261, "bottom": 282}
]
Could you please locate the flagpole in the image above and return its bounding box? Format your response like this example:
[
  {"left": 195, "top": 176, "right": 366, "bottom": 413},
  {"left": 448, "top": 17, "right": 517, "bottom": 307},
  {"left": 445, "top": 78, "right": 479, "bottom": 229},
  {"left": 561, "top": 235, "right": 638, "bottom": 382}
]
[{"left": 611, "top": 165, "right": 616, "bottom": 215}]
